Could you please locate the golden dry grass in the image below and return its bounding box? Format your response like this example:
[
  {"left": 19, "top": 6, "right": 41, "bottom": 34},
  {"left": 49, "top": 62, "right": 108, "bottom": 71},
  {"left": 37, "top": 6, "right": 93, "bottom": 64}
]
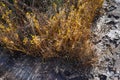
[{"left": 0, "top": 0, "right": 103, "bottom": 65}]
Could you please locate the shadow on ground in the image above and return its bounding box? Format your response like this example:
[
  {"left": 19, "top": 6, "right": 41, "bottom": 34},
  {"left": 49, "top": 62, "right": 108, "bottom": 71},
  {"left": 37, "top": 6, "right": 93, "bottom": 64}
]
[{"left": 0, "top": 48, "right": 91, "bottom": 80}]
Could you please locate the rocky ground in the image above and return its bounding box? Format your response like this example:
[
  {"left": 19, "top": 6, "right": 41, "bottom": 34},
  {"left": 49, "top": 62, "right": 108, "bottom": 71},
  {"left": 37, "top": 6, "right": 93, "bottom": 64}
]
[
  {"left": 0, "top": 0, "right": 120, "bottom": 80},
  {"left": 91, "top": 0, "right": 120, "bottom": 80}
]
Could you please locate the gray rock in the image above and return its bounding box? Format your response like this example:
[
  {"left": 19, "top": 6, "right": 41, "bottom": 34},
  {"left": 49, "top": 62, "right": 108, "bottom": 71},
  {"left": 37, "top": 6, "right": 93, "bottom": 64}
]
[{"left": 92, "top": 0, "right": 120, "bottom": 80}]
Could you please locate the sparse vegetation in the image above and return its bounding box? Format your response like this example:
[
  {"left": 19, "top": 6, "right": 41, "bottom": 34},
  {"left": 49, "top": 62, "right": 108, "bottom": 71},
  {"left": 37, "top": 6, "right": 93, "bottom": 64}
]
[{"left": 0, "top": 0, "right": 103, "bottom": 65}]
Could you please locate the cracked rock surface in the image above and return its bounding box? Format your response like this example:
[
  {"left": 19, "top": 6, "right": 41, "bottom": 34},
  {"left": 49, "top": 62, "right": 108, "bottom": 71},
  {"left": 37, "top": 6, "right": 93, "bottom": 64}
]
[{"left": 91, "top": 0, "right": 120, "bottom": 80}]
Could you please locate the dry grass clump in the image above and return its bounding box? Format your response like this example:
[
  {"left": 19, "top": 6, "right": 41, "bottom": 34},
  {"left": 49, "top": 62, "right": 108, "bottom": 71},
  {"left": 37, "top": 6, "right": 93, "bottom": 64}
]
[{"left": 0, "top": 0, "right": 103, "bottom": 64}]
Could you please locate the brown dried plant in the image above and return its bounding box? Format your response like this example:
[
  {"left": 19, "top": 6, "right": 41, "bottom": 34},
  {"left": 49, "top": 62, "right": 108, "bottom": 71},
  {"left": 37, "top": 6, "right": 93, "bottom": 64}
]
[{"left": 0, "top": 0, "right": 103, "bottom": 65}]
